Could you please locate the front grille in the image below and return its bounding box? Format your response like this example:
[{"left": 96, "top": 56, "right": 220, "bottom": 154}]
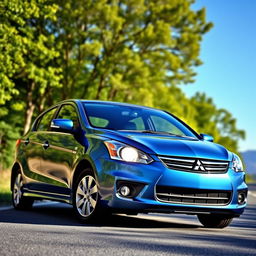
[
  {"left": 159, "top": 156, "right": 229, "bottom": 173},
  {"left": 156, "top": 186, "right": 232, "bottom": 206}
]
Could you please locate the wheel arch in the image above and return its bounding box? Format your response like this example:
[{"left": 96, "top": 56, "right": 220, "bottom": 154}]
[
  {"left": 71, "top": 159, "right": 97, "bottom": 190},
  {"left": 10, "top": 162, "right": 22, "bottom": 190}
]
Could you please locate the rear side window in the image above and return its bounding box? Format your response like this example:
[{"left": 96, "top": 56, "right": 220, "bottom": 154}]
[{"left": 36, "top": 107, "right": 57, "bottom": 131}]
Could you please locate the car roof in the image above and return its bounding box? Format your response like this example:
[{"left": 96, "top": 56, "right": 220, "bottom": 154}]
[{"left": 59, "top": 99, "right": 161, "bottom": 111}]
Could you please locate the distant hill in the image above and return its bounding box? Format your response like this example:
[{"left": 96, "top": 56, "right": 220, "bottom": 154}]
[{"left": 241, "top": 150, "right": 256, "bottom": 175}]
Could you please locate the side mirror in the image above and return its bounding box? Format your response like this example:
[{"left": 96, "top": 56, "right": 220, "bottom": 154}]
[
  {"left": 51, "top": 119, "right": 74, "bottom": 132},
  {"left": 200, "top": 133, "right": 214, "bottom": 142}
]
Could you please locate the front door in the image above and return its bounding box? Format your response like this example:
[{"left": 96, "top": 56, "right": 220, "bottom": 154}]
[{"left": 40, "top": 104, "right": 82, "bottom": 195}]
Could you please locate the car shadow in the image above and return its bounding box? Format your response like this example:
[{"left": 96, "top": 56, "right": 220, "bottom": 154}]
[
  {"left": 1, "top": 201, "right": 255, "bottom": 230},
  {"left": 0, "top": 202, "right": 201, "bottom": 229}
]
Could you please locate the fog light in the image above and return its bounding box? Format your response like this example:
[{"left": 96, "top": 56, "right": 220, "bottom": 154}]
[
  {"left": 238, "top": 192, "right": 246, "bottom": 205},
  {"left": 120, "top": 186, "right": 130, "bottom": 197}
]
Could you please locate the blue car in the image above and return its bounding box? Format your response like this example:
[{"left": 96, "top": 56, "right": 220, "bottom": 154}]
[{"left": 11, "top": 100, "right": 247, "bottom": 228}]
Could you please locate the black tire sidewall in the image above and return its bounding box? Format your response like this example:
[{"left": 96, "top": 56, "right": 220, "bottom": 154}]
[{"left": 12, "top": 170, "right": 33, "bottom": 210}]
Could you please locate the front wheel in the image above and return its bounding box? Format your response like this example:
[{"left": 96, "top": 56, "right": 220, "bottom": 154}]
[
  {"left": 73, "top": 169, "right": 100, "bottom": 223},
  {"left": 12, "top": 172, "right": 34, "bottom": 210},
  {"left": 197, "top": 214, "right": 233, "bottom": 228}
]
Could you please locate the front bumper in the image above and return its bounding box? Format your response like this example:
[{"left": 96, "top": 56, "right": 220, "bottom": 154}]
[{"left": 95, "top": 157, "right": 248, "bottom": 217}]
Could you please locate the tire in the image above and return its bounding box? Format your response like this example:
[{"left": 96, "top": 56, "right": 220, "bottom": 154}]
[
  {"left": 73, "top": 169, "right": 101, "bottom": 223},
  {"left": 197, "top": 214, "right": 233, "bottom": 228},
  {"left": 12, "top": 171, "right": 34, "bottom": 210}
]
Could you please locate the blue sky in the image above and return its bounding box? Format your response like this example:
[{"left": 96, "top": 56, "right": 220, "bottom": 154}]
[{"left": 183, "top": 0, "right": 256, "bottom": 152}]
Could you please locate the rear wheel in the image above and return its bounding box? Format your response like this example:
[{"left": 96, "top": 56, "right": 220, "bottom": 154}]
[
  {"left": 197, "top": 214, "right": 233, "bottom": 228},
  {"left": 12, "top": 172, "right": 34, "bottom": 210},
  {"left": 73, "top": 169, "right": 100, "bottom": 223}
]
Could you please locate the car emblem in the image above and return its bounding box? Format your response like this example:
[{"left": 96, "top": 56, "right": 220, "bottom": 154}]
[{"left": 193, "top": 160, "right": 206, "bottom": 171}]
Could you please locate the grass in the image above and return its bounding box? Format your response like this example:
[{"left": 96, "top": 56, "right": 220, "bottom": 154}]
[
  {"left": 246, "top": 174, "right": 255, "bottom": 184},
  {"left": 0, "top": 169, "right": 11, "bottom": 205}
]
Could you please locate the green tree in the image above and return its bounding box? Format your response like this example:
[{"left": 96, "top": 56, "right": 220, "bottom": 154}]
[
  {"left": 0, "top": 121, "right": 20, "bottom": 171},
  {"left": 54, "top": 0, "right": 213, "bottom": 105},
  {"left": 190, "top": 93, "right": 245, "bottom": 155},
  {"left": 0, "top": 0, "right": 62, "bottom": 134}
]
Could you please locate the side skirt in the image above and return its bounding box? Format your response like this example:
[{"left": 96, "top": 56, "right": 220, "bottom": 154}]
[{"left": 23, "top": 187, "right": 71, "bottom": 204}]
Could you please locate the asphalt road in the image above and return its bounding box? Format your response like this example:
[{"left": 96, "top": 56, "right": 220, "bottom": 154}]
[{"left": 0, "top": 186, "right": 255, "bottom": 256}]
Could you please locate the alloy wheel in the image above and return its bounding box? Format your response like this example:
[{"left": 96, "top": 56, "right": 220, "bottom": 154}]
[{"left": 75, "top": 175, "right": 98, "bottom": 217}]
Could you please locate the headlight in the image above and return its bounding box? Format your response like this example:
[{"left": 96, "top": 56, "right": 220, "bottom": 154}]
[
  {"left": 232, "top": 154, "right": 244, "bottom": 172},
  {"left": 104, "top": 140, "right": 153, "bottom": 164}
]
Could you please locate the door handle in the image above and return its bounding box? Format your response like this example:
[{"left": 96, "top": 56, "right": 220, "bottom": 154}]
[
  {"left": 42, "top": 141, "right": 49, "bottom": 150},
  {"left": 24, "top": 138, "right": 30, "bottom": 145}
]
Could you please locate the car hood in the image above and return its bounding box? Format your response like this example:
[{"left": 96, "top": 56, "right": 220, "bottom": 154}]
[{"left": 99, "top": 130, "right": 232, "bottom": 161}]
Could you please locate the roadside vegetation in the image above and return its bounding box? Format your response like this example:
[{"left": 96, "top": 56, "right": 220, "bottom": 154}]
[
  {"left": 0, "top": 169, "right": 11, "bottom": 204},
  {"left": 246, "top": 174, "right": 255, "bottom": 184}
]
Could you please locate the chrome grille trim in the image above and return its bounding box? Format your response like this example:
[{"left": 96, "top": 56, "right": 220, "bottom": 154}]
[
  {"left": 166, "top": 163, "right": 193, "bottom": 168},
  {"left": 201, "top": 160, "right": 227, "bottom": 165},
  {"left": 159, "top": 157, "right": 195, "bottom": 163},
  {"left": 156, "top": 186, "right": 232, "bottom": 206},
  {"left": 204, "top": 167, "right": 226, "bottom": 171},
  {"left": 156, "top": 193, "right": 229, "bottom": 200},
  {"left": 159, "top": 155, "right": 229, "bottom": 173}
]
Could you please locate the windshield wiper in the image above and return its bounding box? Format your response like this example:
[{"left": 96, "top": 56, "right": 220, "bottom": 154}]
[
  {"left": 141, "top": 130, "right": 197, "bottom": 139},
  {"left": 118, "top": 129, "right": 191, "bottom": 138},
  {"left": 140, "top": 130, "right": 181, "bottom": 136},
  {"left": 118, "top": 129, "right": 196, "bottom": 139},
  {"left": 118, "top": 129, "right": 163, "bottom": 134}
]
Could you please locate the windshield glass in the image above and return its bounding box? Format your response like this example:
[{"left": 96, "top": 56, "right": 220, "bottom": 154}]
[{"left": 83, "top": 102, "right": 198, "bottom": 138}]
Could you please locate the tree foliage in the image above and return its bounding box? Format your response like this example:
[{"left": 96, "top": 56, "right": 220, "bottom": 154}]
[
  {"left": 0, "top": 0, "right": 245, "bottom": 170},
  {"left": 0, "top": 0, "right": 62, "bottom": 133},
  {"left": 190, "top": 93, "right": 245, "bottom": 153},
  {"left": 54, "top": 0, "right": 212, "bottom": 105}
]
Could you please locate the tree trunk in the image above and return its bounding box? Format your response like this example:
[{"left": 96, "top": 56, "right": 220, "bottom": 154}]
[
  {"left": 95, "top": 75, "right": 105, "bottom": 100},
  {"left": 38, "top": 95, "right": 46, "bottom": 113},
  {"left": 108, "top": 88, "right": 117, "bottom": 101},
  {"left": 23, "top": 81, "right": 35, "bottom": 135}
]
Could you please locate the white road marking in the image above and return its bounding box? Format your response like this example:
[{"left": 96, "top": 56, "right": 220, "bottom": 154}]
[{"left": 248, "top": 191, "right": 256, "bottom": 198}]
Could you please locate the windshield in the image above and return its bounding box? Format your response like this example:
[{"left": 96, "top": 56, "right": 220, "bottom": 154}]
[{"left": 83, "top": 102, "right": 198, "bottom": 138}]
